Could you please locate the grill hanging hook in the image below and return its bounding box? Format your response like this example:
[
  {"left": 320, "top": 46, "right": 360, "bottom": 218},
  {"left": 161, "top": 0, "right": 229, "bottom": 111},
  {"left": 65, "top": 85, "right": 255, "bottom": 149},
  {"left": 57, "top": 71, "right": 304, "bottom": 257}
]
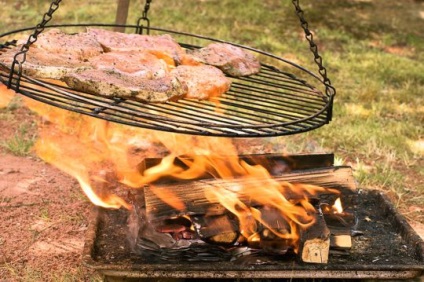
[
  {"left": 136, "top": 0, "right": 153, "bottom": 35},
  {"left": 7, "top": 0, "right": 62, "bottom": 92}
]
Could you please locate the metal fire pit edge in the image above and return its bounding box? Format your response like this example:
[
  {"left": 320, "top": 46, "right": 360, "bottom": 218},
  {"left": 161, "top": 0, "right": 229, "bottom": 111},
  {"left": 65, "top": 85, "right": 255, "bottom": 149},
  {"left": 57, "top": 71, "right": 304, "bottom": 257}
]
[{"left": 82, "top": 190, "right": 424, "bottom": 280}]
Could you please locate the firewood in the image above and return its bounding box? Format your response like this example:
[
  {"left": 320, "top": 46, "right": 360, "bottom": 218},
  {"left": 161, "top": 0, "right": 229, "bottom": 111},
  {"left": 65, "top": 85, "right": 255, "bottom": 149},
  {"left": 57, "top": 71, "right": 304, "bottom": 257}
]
[
  {"left": 142, "top": 153, "right": 336, "bottom": 178},
  {"left": 301, "top": 238, "right": 330, "bottom": 263},
  {"left": 255, "top": 206, "right": 294, "bottom": 254},
  {"left": 191, "top": 213, "right": 239, "bottom": 245},
  {"left": 300, "top": 205, "right": 331, "bottom": 264},
  {"left": 324, "top": 212, "right": 354, "bottom": 250},
  {"left": 331, "top": 234, "right": 352, "bottom": 249},
  {"left": 144, "top": 166, "right": 355, "bottom": 220}
]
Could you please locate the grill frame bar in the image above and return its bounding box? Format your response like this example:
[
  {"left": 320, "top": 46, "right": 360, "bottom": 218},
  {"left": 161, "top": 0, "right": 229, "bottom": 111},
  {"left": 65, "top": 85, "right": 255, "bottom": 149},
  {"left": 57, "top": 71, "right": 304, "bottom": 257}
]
[{"left": 1, "top": 24, "right": 334, "bottom": 137}]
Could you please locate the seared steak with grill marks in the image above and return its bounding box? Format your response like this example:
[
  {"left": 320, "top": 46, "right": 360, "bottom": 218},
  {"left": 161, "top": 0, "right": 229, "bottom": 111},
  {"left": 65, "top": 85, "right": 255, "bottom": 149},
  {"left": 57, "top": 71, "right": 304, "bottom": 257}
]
[
  {"left": 63, "top": 69, "right": 187, "bottom": 103},
  {"left": 188, "top": 43, "right": 261, "bottom": 77},
  {"left": 171, "top": 65, "right": 231, "bottom": 100}
]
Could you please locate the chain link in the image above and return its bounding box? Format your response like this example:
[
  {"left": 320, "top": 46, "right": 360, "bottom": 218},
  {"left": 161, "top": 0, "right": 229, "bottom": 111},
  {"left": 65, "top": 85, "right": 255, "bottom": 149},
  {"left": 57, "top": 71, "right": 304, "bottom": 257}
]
[
  {"left": 8, "top": 0, "right": 62, "bottom": 90},
  {"left": 292, "top": 0, "right": 335, "bottom": 98},
  {"left": 136, "top": 0, "right": 152, "bottom": 34},
  {"left": 142, "top": 0, "right": 152, "bottom": 19}
]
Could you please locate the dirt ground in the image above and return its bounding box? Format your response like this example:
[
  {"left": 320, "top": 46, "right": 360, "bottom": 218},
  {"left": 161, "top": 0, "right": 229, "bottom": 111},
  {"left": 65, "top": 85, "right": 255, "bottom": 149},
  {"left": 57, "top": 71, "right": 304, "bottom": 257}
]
[
  {"left": 0, "top": 100, "right": 423, "bottom": 281},
  {"left": 0, "top": 103, "right": 99, "bottom": 280}
]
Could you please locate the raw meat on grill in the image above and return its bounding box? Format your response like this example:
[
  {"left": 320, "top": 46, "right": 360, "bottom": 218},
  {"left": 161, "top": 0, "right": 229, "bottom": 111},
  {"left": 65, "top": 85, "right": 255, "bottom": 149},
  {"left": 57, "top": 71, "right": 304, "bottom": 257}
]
[
  {"left": 171, "top": 65, "right": 231, "bottom": 100},
  {"left": 188, "top": 43, "right": 261, "bottom": 77},
  {"left": 32, "top": 28, "right": 104, "bottom": 61},
  {"left": 87, "top": 51, "right": 170, "bottom": 78},
  {"left": 87, "top": 28, "right": 185, "bottom": 66},
  {"left": 0, "top": 45, "right": 91, "bottom": 79},
  {"left": 63, "top": 69, "right": 187, "bottom": 103}
]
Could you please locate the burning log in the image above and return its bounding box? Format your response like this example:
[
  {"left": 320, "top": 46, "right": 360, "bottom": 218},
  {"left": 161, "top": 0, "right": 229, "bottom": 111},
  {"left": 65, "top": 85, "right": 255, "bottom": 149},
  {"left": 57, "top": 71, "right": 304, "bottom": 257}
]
[
  {"left": 144, "top": 166, "right": 355, "bottom": 220},
  {"left": 191, "top": 213, "right": 239, "bottom": 245},
  {"left": 319, "top": 197, "right": 356, "bottom": 250},
  {"left": 142, "top": 153, "right": 336, "bottom": 177},
  {"left": 138, "top": 165, "right": 356, "bottom": 262},
  {"left": 254, "top": 206, "right": 294, "bottom": 254}
]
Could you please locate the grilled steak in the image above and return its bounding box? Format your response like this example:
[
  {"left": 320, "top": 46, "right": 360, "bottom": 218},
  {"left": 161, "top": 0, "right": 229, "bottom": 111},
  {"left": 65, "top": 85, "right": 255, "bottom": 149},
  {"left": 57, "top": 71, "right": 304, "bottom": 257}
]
[
  {"left": 33, "top": 28, "right": 104, "bottom": 60},
  {"left": 188, "top": 43, "right": 261, "bottom": 77},
  {"left": 87, "top": 28, "right": 185, "bottom": 66},
  {"left": 171, "top": 65, "right": 231, "bottom": 100},
  {"left": 63, "top": 69, "right": 187, "bottom": 103},
  {"left": 0, "top": 29, "right": 263, "bottom": 103},
  {"left": 0, "top": 45, "right": 91, "bottom": 79},
  {"left": 87, "top": 51, "right": 169, "bottom": 78}
]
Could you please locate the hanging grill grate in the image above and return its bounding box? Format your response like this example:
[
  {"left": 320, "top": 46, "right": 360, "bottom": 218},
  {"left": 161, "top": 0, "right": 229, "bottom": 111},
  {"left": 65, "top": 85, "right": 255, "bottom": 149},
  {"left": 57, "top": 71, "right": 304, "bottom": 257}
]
[{"left": 0, "top": 1, "right": 335, "bottom": 137}]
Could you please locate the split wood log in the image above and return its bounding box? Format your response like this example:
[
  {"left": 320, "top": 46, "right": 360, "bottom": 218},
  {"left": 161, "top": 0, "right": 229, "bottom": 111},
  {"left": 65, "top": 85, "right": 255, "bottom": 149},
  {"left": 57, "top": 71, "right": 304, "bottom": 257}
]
[
  {"left": 142, "top": 153, "right": 335, "bottom": 179},
  {"left": 300, "top": 206, "right": 331, "bottom": 264},
  {"left": 255, "top": 206, "right": 294, "bottom": 254},
  {"left": 144, "top": 166, "right": 356, "bottom": 221},
  {"left": 331, "top": 234, "right": 352, "bottom": 249},
  {"left": 324, "top": 212, "right": 355, "bottom": 250},
  {"left": 191, "top": 213, "right": 239, "bottom": 245}
]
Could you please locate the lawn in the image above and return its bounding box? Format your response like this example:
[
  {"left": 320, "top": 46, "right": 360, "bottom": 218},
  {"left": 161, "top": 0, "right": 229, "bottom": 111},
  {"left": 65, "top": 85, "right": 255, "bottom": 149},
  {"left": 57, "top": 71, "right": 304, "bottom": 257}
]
[{"left": 0, "top": 0, "right": 423, "bottom": 280}]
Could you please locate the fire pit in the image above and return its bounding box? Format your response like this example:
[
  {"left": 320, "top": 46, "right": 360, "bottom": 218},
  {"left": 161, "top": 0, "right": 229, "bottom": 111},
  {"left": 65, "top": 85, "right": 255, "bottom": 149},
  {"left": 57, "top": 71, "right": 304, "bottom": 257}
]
[{"left": 82, "top": 154, "right": 423, "bottom": 280}]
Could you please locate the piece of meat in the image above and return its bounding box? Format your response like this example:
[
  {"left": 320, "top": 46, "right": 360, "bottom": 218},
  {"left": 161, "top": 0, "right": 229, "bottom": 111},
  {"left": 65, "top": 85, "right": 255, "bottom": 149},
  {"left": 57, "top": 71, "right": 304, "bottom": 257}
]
[
  {"left": 88, "top": 51, "right": 170, "bottom": 78},
  {"left": 63, "top": 69, "right": 187, "bottom": 103},
  {"left": 33, "top": 28, "right": 104, "bottom": 61},
  {"left": 87, "top": 28, "right": 185, "bottom": 66},
  {"left": 0, "top": 45, "right": 91, "bottom": 79},
  {"left": 187, "top": 43, "right": 261, "bottom": 77},
  {"left": 171, "top": 65, "right": 231, "bottom": 100}
]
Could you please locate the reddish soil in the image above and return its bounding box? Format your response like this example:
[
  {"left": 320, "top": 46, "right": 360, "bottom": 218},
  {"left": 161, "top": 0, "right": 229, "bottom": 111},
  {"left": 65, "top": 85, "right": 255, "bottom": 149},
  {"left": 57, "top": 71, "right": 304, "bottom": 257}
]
[{"left": 0, "top": 103, "right": 98, "bottom": 280}]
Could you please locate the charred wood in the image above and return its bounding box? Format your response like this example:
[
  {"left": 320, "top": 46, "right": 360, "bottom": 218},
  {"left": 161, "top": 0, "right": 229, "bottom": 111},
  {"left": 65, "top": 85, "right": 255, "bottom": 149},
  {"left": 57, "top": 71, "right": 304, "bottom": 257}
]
[{"left": 191, "top": 213, "right": 239, "bottom": 246}]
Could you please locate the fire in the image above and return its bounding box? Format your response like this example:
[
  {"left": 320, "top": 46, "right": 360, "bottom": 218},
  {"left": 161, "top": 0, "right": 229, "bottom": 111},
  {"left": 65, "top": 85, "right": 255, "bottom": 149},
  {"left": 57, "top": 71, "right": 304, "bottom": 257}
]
[
  {"left": 332, "top": 197, "right": 344, "bottom": 214},
  {"left": 0, "top": 83, "right": 16, "bottom": 108},
  {"left": 9, "top": 81, "right": 341, "bottom": 252}
]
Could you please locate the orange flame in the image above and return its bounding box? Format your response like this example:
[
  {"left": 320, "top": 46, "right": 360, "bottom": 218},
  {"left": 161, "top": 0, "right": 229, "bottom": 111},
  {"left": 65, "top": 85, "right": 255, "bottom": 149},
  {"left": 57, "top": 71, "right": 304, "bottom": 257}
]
[
  {"left": 0, "top": 83, "right": 16, "bottom": 108},
  {"left": 17, "top": 80, "right": 341, "bottom": 251},
  {"left": 332, "top": 197, "right": 343, "bottom": 213}
]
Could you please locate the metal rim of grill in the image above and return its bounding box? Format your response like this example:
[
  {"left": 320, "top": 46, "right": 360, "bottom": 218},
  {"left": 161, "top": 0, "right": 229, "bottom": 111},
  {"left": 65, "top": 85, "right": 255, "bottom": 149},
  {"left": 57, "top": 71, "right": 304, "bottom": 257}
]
[{"left": 0, "top": 24, "right": 334, "bottom": 137}]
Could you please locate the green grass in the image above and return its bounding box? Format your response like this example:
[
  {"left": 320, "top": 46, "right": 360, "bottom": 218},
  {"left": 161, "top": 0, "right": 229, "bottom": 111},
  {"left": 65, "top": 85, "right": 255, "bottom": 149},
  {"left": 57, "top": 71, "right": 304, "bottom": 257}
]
[
  {"left": 1, "top": 122, "right": 36, "bottom": 156},
  {"left": 0, "top": 0, "right": 422, "bottom": 210}
]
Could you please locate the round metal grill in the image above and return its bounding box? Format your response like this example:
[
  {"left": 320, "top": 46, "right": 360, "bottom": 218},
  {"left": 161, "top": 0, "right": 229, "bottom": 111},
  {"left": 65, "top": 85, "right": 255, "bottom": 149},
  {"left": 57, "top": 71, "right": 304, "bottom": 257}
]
[{"left": 0, "top": 24, "right": 334, "bottom": 137}]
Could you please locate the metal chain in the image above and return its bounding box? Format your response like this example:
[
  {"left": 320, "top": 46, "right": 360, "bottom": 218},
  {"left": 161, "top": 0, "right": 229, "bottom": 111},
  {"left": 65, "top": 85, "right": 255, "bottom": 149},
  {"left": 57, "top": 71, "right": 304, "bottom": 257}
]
[
  {"left": 142, "top": 0, "right": 152, "bottom": 19},
  {"left": 292, "top": 0, "right": 335, "bottom": 98},
  {"left": 136, "top": 0, "right": 152, "bottom": 34},
  {"left": 8, "top": 0, "right": 62, "bottom": 90}
]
